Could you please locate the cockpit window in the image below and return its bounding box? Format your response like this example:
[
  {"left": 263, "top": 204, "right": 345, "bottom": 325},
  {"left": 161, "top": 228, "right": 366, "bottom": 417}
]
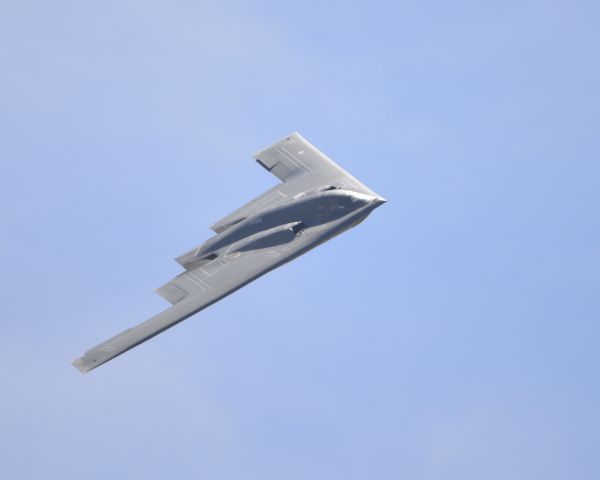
[{"left": 319, "top": 185, "right": 340, "bottom": 192}]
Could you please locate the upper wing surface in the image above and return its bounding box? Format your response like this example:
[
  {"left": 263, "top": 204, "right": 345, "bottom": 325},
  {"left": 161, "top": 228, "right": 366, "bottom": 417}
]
[
  {"left": 253, "top": 132, "right": 377, "bottom": 195},
  {"left": 72, "top": 248, "right": 292, "bottom": 373}
]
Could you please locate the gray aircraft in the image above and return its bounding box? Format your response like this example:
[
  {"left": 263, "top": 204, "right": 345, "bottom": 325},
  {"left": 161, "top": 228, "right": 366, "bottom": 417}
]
[{"left": 73, "top": 133, "right": 386, "bottom": 373}]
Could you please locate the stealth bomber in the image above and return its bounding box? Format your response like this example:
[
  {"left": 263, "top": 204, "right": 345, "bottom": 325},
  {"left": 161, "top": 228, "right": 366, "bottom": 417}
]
[{"left": 73, "top": 133, "right": 385, "bottom": 373}]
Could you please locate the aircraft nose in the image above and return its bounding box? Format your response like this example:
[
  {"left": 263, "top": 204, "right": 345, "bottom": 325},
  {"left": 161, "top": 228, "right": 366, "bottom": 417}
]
[{"left": 372, "top": 196, "right": 387, "bottom": 206}]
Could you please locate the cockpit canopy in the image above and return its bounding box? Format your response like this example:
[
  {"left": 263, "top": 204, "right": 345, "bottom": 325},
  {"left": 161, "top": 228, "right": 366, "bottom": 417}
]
[{"left": 318, "top": 185, "right": 341, "bottom": 192}]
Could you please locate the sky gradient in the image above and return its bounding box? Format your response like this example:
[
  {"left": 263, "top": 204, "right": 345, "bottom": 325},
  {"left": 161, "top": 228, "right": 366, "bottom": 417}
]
[{"left": 1, "top": 1, "right": 599, "bottom": 479}]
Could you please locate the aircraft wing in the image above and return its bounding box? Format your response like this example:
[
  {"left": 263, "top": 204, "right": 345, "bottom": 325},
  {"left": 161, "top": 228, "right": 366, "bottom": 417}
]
[
  {"left": 209, "top": 132, "right": 375, "bottom": 235},
  {"left": 253, "top": 132, "right": 377, "bottom": 193},
  {"left": 72, "top": 245, "right": 300, "bottom": 373}
]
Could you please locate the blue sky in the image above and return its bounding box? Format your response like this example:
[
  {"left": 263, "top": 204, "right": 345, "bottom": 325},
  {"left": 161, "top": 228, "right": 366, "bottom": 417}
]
[{"left": 1, "top": 1, "right": 599, "bottom": 478}]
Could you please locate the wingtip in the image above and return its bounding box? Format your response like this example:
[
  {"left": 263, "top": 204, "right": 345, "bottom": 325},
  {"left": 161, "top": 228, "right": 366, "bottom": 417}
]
[
  {"left": 71, "top": 357, "right": 92, "bottom": 374},
  {"left": 252, "top": 132, "right": 304, "bottom": 159}
]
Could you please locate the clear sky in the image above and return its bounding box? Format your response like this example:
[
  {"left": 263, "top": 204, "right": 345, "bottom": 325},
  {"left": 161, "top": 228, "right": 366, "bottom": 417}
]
[{"left": 1, "top": 1, "right": 599, "bottom": 478}]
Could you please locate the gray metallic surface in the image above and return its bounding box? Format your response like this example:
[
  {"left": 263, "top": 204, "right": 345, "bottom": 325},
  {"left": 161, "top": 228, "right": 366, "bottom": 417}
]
[{"left": 72, "top": 133, "right": 385, "bottom": 373}]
